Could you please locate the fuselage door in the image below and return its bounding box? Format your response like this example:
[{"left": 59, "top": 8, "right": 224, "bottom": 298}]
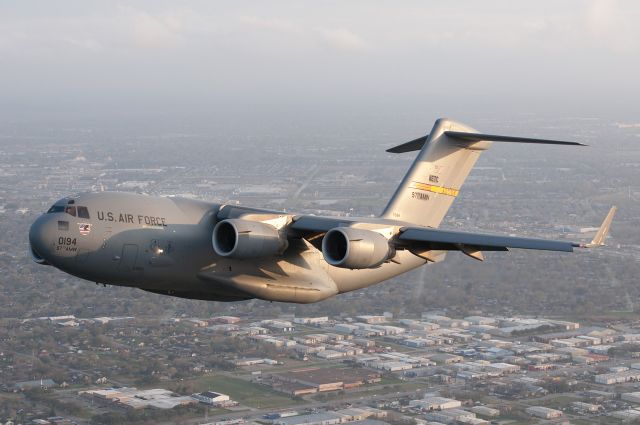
[
  {"left": 119, "top": 244, "right": 139, "bottom": 271},
  {"left": 102, "top": 227, "right": 113, "bottom": 249}
]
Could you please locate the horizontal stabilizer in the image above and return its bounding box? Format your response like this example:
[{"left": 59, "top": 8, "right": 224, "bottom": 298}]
[
  {"left": 387, "top": 131, "right": 585, "bottom": 153},
  {"left": 444, "top": 131, "right": 587, "bottom": 146},
  {"left": 386, "top": 135, "right": 429, "bottom": 153}
]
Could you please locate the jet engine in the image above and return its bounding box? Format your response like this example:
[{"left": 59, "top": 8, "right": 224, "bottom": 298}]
[
  {"left": 212, "top": 219, "right": 287, "bottom": 258},
  {"left": 322, "top": 227, "right": 392, "bottom": 269}
]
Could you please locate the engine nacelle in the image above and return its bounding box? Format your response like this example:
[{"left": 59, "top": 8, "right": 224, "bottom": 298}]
[
  {"left": 212, "top": 219, "right": 287, "bottom": 258},
  {"left": 322, "top": 227, "right": 392, "bottom": 269}
]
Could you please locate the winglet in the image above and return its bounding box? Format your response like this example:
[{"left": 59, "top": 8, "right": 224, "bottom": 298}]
[{"left": 580, "top": 206, "right": 617, "bottom": 248}]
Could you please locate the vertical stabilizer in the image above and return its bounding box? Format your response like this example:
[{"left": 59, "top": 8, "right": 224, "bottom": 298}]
[{"left": 382, "top": 118, "right": 491, "bottom": 227}]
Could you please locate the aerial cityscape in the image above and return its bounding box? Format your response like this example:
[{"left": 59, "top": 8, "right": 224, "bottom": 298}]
[
  {"left": 2, "top": 1, "right": 640, "bottom": 424},
  {"left": 1, "top": 113, "right": 639, "bottom": 424}
]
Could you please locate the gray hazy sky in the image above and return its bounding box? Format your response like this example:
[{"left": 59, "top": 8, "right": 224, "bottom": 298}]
[{"left": 1, "top": 1, "right": 639, "bottom": 124}]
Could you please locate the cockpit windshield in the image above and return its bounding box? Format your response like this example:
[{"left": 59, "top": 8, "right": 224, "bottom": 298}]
[
  {"left": 78, "top": 206, "right": 90, "bottom": 219},
  {"left": 46, "top": 200, "right": 90, "bottom": 219}
]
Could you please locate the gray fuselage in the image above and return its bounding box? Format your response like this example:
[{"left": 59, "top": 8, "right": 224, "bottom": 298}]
[{"left": 29, "top": 192, "right": 427, "bottom": 303}]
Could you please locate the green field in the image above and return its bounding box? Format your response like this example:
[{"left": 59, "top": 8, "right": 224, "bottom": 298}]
[
  {"left": 521, "top": 394, "right": 578, "bottom": 409},
  {"left": 184, "top": 375, "right": 300, "bottom": 409},
  {"left": 378, "top": 376, "right": 402, "bottom": 386}
]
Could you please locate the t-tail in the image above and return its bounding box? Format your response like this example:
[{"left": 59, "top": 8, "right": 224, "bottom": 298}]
[{"left": 382, "top": 118, "right": 585, "bottom": 227}]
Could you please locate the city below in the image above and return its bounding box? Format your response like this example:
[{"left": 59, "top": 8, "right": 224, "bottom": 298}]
[
  {"left": 1, "top": 114, "right": 638, "bottom": 425},
  {"left": 5, "top": 311, "right": 640, "bottom": 424},
  {"left": 2, "top": 1, "right": 639, "bottom": 424}
]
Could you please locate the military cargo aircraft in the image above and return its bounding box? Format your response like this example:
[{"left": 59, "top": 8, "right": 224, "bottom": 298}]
[{"left": 29, "top": 118, "right": 616, "bottom": 303}]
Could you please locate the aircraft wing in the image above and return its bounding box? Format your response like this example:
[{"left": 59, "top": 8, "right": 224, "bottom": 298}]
[
  {"left": 398, "top": 227, "right": 574, "bottom": 261},
  {"left": 290, "top": 216, "right": 359, "bottom": 233},
  {"left": 398, "top": 206, "right": 616, "bottom": 261},
  {"left": 290, "top": 207, "right": 616, "bottom": 261}
]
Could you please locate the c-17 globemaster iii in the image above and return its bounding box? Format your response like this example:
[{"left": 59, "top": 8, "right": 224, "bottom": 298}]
[{"left": 29, "top": 118, "right": 616, "bottom": 304}]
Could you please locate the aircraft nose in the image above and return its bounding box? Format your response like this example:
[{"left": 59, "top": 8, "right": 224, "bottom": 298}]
[{"left": 29, "top": 215, "right": 54, "bottom": 265}]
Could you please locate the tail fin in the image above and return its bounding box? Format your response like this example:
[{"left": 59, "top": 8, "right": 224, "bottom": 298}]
[
  {"left": 382, "top": 118, "right": 584, "bottom": 227},
  {"left": 382, "top": 118, "right": 484, "bottom": 227}
]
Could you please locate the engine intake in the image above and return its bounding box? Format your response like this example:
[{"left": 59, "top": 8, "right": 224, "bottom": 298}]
[
  {"left": 322, "top": 227, "right": 391, "bottom": 269},
  {"left": 212, "top": 219, "right": 287, "bottom": 258}
]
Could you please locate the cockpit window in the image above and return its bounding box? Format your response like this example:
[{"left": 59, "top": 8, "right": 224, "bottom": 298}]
[
  {"left": 47, "top": 203, "right": 85, "bottom": 217},
  {"left": 47, "top": 205, "right": 65, "bottom": 214},
  {"left": 77, "top": 206, "right": 90, "bottom": 219}
]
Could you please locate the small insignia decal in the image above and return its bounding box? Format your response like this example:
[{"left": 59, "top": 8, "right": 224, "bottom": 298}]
[{"left": 78, "top": 223, "right": 91, "bottom": 235}]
